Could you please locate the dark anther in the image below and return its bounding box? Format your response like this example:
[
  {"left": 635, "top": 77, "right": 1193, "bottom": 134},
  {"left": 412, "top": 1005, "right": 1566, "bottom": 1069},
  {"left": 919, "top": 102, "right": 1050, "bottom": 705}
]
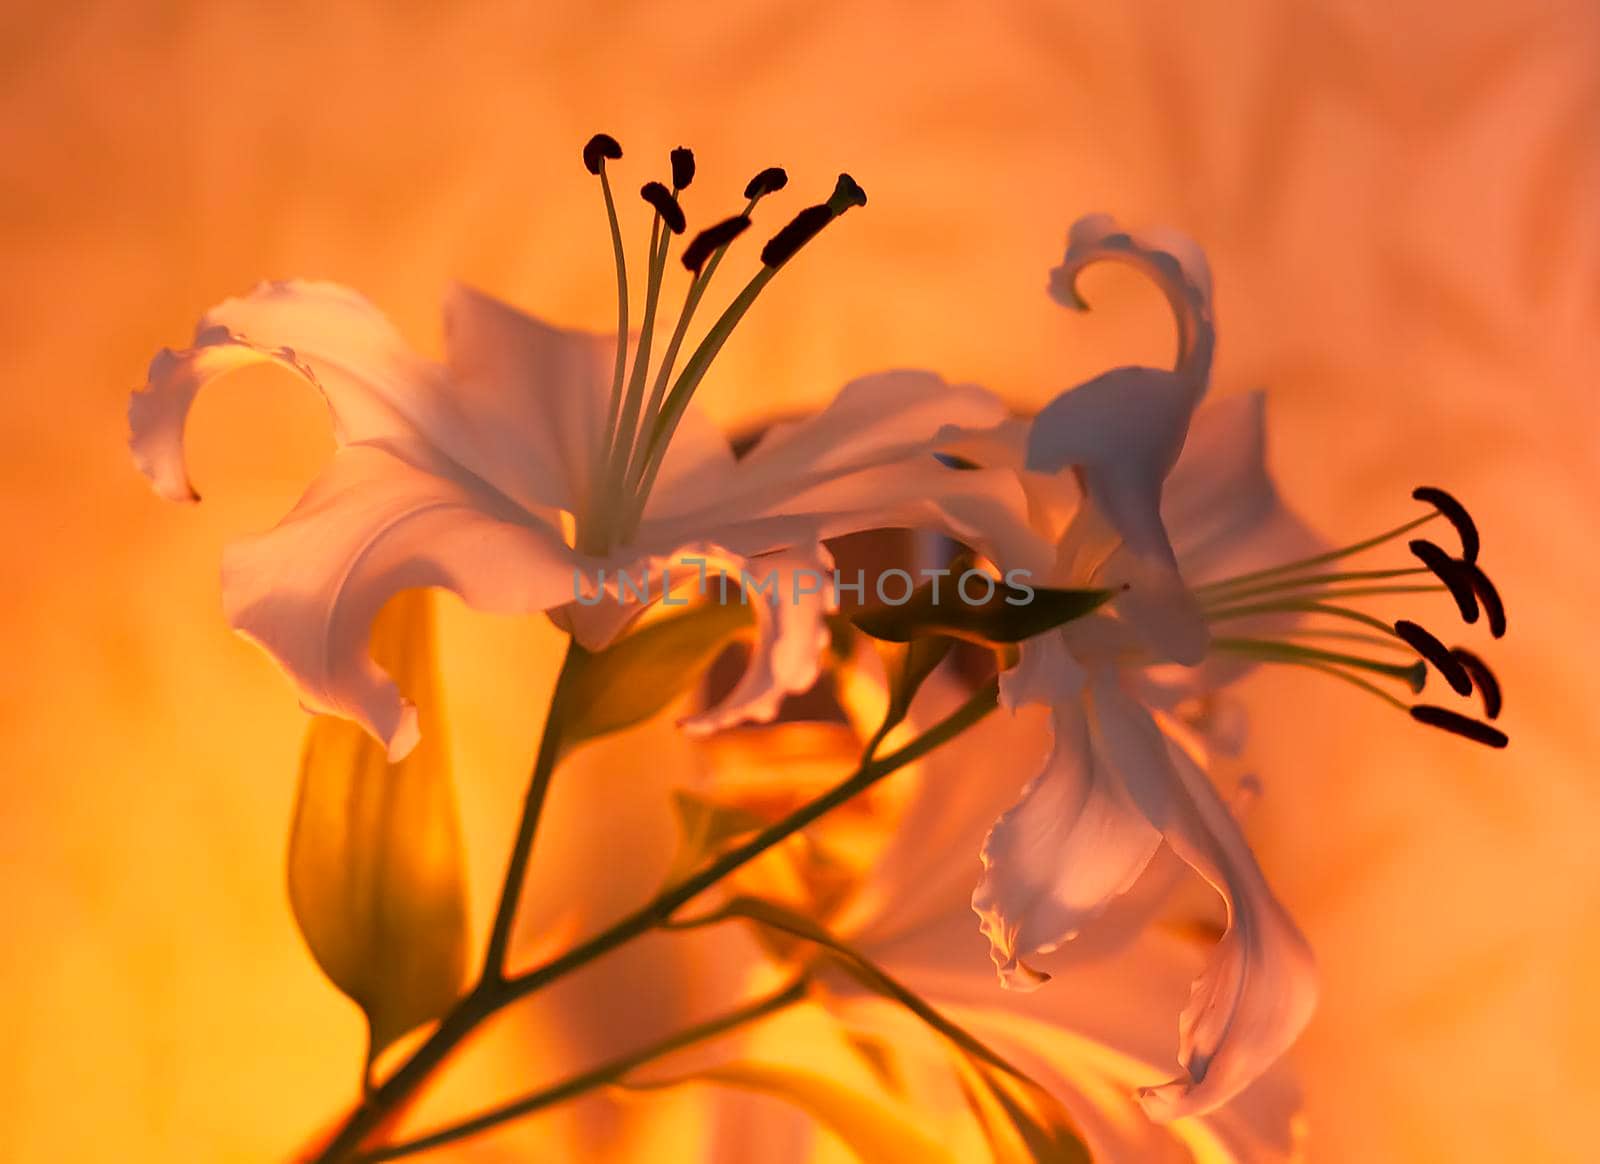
[
  {"left": 744, "top": 167, "right": 789, "bottom": 199},
  {"left": 1412, "top": 486, "right": 1479, "bottom": 561},
  {"left": 681, "top": 214, "right": 751, "bottom": 274},
  {"left": 934, "top": 452, "right": 982, "bottom": 471},
  {"left": 826, "top": 173, "right": 867, "bottom": 213},
  {"left": 583, "top": 133, "right": 623, "bottom": 175},
  {"left": 761, "top": 204, "right": 836, "bottom": 268},
  {"left": 671, "top": 147, "right": 695, "bottom": 191},
  {"left": 1457, "top": 561, "right": 1506, "bottom": 639},
  {"left": 1450, "top": 648, "right": 1502, "bottom": 719},
  {"left": 1410, "top": 705, "right": 1508, "bottom": 749},
  {"left": 1392, "top": 619, "right": 1473, "bottom": 696},
  {"left": 640, "top": 182, "right": 687, "bottom": 234},
  {"left": 1408, "top": 539, "right": 1479, "bottom": 625}
]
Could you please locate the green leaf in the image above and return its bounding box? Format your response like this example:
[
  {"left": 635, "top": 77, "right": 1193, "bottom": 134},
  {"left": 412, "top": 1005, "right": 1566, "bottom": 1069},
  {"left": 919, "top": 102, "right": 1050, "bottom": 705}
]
[
  {"left": 708, "top": 896, "right": 1090, "bottom": 1163},
  {"left": 851, "top": 581, "right": 1112, "bottom": 645},
  {"left": 651, "top": 1062, "right": 957, "bottom": 1164},
  {"left": 287, "top": 590, "right": 469, "bottom": 1080},
  {"left": 556, "top": 601, "right": 754, "bottom": 751}
]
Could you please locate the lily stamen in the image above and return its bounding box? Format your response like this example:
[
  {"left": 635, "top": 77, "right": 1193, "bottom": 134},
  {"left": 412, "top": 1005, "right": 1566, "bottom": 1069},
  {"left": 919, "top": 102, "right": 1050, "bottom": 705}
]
[
  {"left": 572, "top": 138, "right": 863, "bottom": 555},
  {"left": 1211, "top": 636, "right": 1427, "bottom": 691},
  {"left": 1195, "top": 485, "right": 1509, "bottom": 748},
  {"left": 620, "top": 173, "right": 868, "bottom": 539},
  {"left": 581, "top": 133, "right": 630, "bottom": 553},
  {"left": 625, "top": 171, "right": 788, "bottom": 498},
  {"left": 1193, "top": 511, "right": 1440, "bottom": 596},
  {"left": 597, "top": 172, "right": 681, "bottom": 538}
]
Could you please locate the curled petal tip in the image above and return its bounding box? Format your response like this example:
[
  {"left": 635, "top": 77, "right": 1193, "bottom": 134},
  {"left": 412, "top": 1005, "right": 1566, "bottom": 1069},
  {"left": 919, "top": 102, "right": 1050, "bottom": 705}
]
[
  {"left": 1134, "top": 1080, "right": 1188, "bottom": 1124},
  {"left": 995, "top": 954, "right": 1051, "bottom": 992},
  {"left": 386, "top": 702, "right": 421, "bottom": 762}
]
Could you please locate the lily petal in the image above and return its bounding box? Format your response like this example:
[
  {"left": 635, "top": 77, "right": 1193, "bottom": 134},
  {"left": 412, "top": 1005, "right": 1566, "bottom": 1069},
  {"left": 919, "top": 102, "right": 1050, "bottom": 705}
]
[
  {"left": 221, "top": 438, "right": 581, "bottom": 759},
  {"left": 846, "top": 913, "right": 1305, "bottom": 1164},
  {"left": 1087, "top": 675, "right": 1316, "bottom": 1120},
  {"left": 130, "top": 281, "right": 441, "bottom": 503},
  {"left": 1048, "top": 213, "right": 1214, "bottom": 388},
  {"left": 1164, "top": 392, "right": 1322, "bottom": 586},
  {"left": 649, "top": 371, "right": 1041, "bottom": 572},
  {"left": 998, "top": 633, "right": 1086, "bottom": 712},
  {"left": 1027, "top": 218, "right": 1219, "bottom": 663},
  {"left": 443, "top": 284, "right": 738, "bottom": 521},
  {"left": 678, "top": 542, "right": 839, "bottom": 736},
  {"left": 1134, "top": 737, "right": 1316, "bottom": 1122},
  {"left": 972, "top": 698, "right": 1164, "bottom": 990},
  {"left": 1143, "top": 393, "right": 1326, "bottom": 698}
]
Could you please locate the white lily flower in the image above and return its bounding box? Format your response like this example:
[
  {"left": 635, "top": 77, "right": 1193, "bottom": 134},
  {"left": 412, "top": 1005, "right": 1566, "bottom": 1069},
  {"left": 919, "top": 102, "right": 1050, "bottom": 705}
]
[
  {"left": 952, "top": 218, "right": 1508, "bottom": 1122},
  {"left": 935, "top": 217, "right": 1321, "bottom": 1123},
  {"left": 128, "top": 137, "right": 1027, "bottom": 760}
]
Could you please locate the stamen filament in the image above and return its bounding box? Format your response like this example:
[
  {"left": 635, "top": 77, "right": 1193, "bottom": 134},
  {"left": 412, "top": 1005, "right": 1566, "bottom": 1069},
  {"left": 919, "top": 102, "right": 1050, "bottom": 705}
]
[
  {"left": 583, "top": 163, "right": 631, "bottom": 554},
  {"left": 600, "top": 211, "right": 672, "bottom": 540},
  {"left": 1199, "top": 512, "right": 1438, "bottom": 594},
  {"left": 621, "top": 266, "right": 775, "bottom": 536},
  {"left": 1278, "top": 659, "right": 1412, "bottom": 711},
  {"left": 1266, "top": 627, "right": 1417, "bottom": 653},
  {"left": 625, "top": 194, "right": 761, "bottom": 496},
  {"left": 1212, "top": 637, "right": 1426, "bottom": 691},
  {"left": 1203, "top": 585, "right": 1444, "bottom": 617},
  {"left": 1204, "top": 599, "right": 1398, "bottom": 635},
  {"left": 1197, "top": 566, "right": 1428, "bottom": 604}
]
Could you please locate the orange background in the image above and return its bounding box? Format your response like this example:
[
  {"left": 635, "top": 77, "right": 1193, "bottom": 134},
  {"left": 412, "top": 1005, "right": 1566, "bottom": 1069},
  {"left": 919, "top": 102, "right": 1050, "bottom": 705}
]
[{"left": 2, "top": 1, "right": 1596, "bottom": 1160}]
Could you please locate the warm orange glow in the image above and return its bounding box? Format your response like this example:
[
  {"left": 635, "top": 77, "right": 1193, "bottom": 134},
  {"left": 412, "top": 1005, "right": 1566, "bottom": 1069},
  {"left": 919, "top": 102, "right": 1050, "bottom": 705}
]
[{"left": 4, "top": 3, "right": 1595, "bottom": 1161}]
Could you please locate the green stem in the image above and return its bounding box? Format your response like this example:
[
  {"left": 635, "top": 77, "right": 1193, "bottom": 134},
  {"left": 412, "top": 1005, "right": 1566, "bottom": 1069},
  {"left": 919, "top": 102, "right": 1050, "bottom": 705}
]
[
  {"left": 354, "top": 978, "right": 809, "bottom": 1162},
  {"left": 480, "top": 641, "right": 582, "bottom": 983},
  {"left": 308, "top": 675, "right": 998, "bottom": 1163}
]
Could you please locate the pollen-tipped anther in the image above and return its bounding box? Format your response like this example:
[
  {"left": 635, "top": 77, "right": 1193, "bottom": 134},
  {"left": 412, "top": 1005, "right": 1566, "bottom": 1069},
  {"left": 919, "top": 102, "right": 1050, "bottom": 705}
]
[
  {"left": 670, "top": 147, "right": 695, "bottom": 191},
  {"left": 583, "top": 133, "right": 623, "bottom": 175},
  {"left": 640, "top": 182, "right": 687, "bottom": 234},
  {"left": 1409, "top": 705, "right": 1508, "bottom": 749},
  {"left": 1450, "top": 648, "right": 1502, "bottom": 719},
  {"left": 744, "top": 167, "right": 788, "bottom": 199},
  {"left": 1458, "top": 561, "right": 1506, "bottom": 638},
  {"left": 1412, "top": 486, "right": 1479, "bottom": 562},
  {"left": 1393, "top": 619, "right": 1472, "bottom": 696},
  {"left": 1408, "top": 539, "right": 1479, "bottom": 625},
  {"left": 681, "top": 215, "right": 752, "bottom": 274}
]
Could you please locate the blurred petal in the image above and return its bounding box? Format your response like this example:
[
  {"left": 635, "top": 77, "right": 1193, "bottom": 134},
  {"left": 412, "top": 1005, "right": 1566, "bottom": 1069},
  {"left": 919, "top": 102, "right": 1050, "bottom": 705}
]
[
  {"left": 648, "top": 370, "right": 1041, "bottom": 571},
  {"left": 1088, "top": 677, "right": 1316, "bottom": 1120},
  {"left": 130, "top": 280, "right": 440, "bottom": 502},
  {"left": 679, "top": 542, "right": 839, "bottom": 736},
  {"left": 1134, "top": 738, "right": 1317, "bottom": 1123},
  {"left": 999, "top": 633, "right": 1086, "bottom": 711},
  {"left": 1164, "top": 392, "right": 1322, "bottom": 586},
  {"left": 222, "top": 438, "right": 580, "bottom": 758},
  {"left": 849, "top": 913, "right": 1305, "bottom": 1164},
  {"left": 973, "top": 699, "right": 1164, "bottom": 990}
]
